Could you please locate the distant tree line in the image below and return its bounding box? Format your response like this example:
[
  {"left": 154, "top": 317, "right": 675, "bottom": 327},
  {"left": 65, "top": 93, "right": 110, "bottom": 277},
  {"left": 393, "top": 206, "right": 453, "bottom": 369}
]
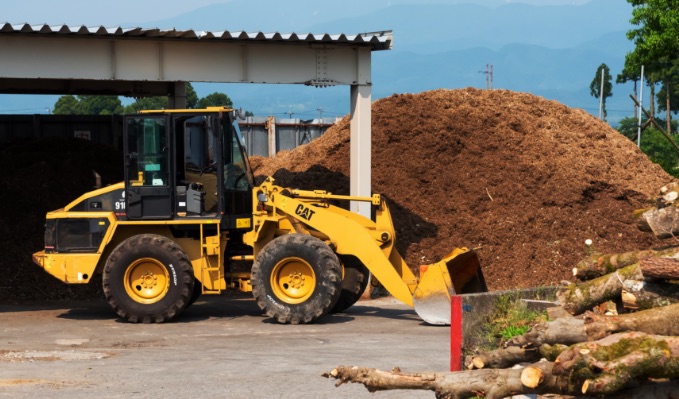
[
  {"left": 594, "top": 0, "right": 679, "bottom": 178},
  {"left": 52, "top": 82, "right": 248, "bottom": 115}
]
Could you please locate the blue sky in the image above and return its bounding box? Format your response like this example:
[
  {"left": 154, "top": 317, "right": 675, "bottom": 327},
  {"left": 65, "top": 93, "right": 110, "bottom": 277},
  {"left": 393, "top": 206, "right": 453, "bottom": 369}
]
[
  {"left": 3, "top": 0, "right": 221, "bottom": 26},
  {"left": 4, "top": 0, "right": 594, "bottom": 27},
  {"left": 1, "top": 0, "right": 634, "bottom": 121}
]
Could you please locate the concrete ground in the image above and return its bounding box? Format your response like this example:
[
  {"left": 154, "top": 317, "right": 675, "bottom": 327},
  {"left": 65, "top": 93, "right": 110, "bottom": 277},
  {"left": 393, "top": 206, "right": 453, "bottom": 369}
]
[{"left": 0, "top": 295, "right": 450, "bottom": 399}]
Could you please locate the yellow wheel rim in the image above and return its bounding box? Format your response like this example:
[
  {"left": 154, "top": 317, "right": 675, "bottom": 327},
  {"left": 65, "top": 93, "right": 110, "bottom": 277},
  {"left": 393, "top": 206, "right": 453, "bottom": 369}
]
[
  {"left": 270, "top": 257, "right": 316, "bottom": 304},
  {"left": 123, "top": 258, "right": 170, "bottom": 304}
]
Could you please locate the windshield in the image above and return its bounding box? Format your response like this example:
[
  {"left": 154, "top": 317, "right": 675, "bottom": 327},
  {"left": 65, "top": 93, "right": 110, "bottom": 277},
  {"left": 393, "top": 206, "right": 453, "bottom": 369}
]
[{"left": 222, "top": 117, "right": 254, "bottom": 191}]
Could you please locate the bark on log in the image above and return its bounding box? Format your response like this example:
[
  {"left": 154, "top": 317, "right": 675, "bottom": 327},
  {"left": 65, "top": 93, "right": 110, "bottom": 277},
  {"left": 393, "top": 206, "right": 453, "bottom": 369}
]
[
  {"left": 621, "top": 279, "right": 679, "bottom": 310},
  {"left": 640, "top": 256, "right": 679, "bottom": 279},
  {"left": 504, "top": 303, "right": 679, "bottom": 354},
  {"left": 506, "top": 316, "right": 588, "bottom": 348},
  {"left": 573, "top": 246, "right": 679, "bottom": 280},
  {"left": 465, "top": 346, "right": 539, "bottom": 370},
  {"left": 584, "top": 302, "right": 679, "bottom": 340},
  {"left": 539, "top": 343, "right": 569, "bottom": 361},
  {"left": 557, "top": 264, "right": 644, "bottom": 315},
  {"left": 323, "top": 361, "right": 579, "bottom": 399},
  {"left": 597, "top": 380, "right": 679, "bottom": 399},
  {"left": 553, "top": 332, "right": 679, "bottom": 395},
  {"left": 637, "top": 205, "right": 679, "bottom": 239}
]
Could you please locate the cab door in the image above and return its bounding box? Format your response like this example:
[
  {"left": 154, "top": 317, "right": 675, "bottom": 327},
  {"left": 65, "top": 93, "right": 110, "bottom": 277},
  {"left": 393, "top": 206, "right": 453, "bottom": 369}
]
[{"left": 123, "top": 115, "right": 173, "bottom": 219}]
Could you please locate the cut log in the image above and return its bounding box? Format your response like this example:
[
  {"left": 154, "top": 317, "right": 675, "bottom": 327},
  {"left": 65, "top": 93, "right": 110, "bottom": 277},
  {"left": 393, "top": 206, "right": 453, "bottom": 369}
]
[
  {"left": 584, "top": 302, "right": 679, "bottom": 340},
  {"left": 324, "top": 359, "right": 679, "bottom": 398},
  {"left": 504, "top": 303, "right": 679, "bottom": 353},
  {"left": 621, "top": 279, "right": 679, "bottom": 310},
  {"left": 573, "top": 246, "right": 679, "bottom": 280},
  {"left": 505, "top": 316, "right": 588, "bottom": 348},
  {"left": 553, "top": 332, "right": 679, "bottom": 395},
  {"left": 557, "top": 264, "right": 643, "bottom": 315},
  {"left": 640, "top": 256, "right": 679, "bottom": 279},
  {"left": 538, "top": 343, "right": 569, "bottom": 361},
  {"left": 323, "top": 361, "right": 579, "bottom": 399},
  {"left": 637, "top": 205, "right": 679, "bottom": 239},
  {"left": 465, "top": 346, "right": 539, "bottom": 370}
]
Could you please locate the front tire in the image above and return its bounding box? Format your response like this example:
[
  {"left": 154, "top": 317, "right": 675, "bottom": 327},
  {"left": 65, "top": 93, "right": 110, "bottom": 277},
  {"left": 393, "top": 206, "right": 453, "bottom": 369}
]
[
  {"left": 251, "top": 234, "right": 342, "bottom": 324},
  {"left": 102, "top": 234, "right": 194, "bottom": 323},
  {"left": 331, "top": 255, "right": 370, "bottom": 313}
]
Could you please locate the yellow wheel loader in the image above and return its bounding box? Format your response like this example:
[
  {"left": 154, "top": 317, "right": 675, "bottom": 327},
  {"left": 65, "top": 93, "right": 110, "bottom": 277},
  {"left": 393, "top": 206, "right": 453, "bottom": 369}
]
[{"left": 32, "top": 107, "right": 486, "bottom": 325}]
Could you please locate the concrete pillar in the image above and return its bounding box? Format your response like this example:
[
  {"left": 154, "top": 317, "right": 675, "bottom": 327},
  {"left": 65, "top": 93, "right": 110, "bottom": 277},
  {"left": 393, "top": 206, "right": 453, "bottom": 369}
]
[
  {"left": 168, "top": 81, "right": 186, "bottom": 109},
  {"left": 267, "top": 116, "right": 277, "bottom": 158},
  {"left": 349, "top": 48, "right": 372, "bottom": 219}
]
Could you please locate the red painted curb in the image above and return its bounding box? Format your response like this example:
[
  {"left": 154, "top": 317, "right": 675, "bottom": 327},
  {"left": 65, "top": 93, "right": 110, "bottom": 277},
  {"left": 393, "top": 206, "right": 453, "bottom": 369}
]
[{"left": 450, "top": 295, "right": 463, "bottom": 371}]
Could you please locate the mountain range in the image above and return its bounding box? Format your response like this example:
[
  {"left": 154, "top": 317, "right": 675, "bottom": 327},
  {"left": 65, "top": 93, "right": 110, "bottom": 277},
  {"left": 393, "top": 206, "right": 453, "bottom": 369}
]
[{"left": 0, "top": 0, "right": 640, "bottom": 124}]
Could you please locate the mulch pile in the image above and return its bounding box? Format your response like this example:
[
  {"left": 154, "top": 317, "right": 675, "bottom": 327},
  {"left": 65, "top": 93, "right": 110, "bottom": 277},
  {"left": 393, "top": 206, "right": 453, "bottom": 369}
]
[
  {"left": 253, "top": 88, "right": 672, "bottom": 290},
  {"left": 0, "top": 88, "right": 672, "bottom": 303},
  {"left": 0, "top": 137, "right": 122, "bottom": 303}
]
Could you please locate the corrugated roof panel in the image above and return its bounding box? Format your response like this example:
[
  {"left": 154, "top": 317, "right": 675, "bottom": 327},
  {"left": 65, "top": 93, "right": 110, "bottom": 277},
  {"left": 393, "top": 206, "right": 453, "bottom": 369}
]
[{"left": 0, "top": 23, "right": 392, "bottom": 50}]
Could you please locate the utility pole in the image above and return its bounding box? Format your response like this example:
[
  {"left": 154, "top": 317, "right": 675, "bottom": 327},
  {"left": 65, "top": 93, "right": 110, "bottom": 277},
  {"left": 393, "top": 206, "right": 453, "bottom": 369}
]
[
  {"left": 637, "top": 65, "right": 645, "bottom": 148},
  {"left": 598, "top": 68, "right": 604, "bottom": 120},
  {"left": 479, "top": 64, "right": 493, "bottom": 89}
]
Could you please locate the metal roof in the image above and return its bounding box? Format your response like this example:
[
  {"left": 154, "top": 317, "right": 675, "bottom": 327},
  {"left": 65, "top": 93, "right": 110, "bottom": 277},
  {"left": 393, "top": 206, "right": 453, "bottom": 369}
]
[{"left": 0, "top": 23, "right": 392, "bottom": 51}]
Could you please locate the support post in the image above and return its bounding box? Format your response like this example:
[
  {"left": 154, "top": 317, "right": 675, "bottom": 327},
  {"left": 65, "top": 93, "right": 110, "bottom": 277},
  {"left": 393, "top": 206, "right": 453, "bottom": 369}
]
[
  {"left": 168, "top": 81, "right": 186, "bottom": 109},
  {"left": 450, "top": 295, "right": 463, "bottom": 371},
  {"left": 267, "top": 116, "right": 277, "bottom": 158},
  {"left": 349, "top": 48, "right": 372, "bottom": 218}
]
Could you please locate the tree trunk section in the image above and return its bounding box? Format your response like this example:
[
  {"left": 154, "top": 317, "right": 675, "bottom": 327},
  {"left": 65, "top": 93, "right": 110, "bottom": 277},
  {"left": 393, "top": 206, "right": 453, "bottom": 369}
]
[
  {"left": 505, "top": 316, "right": 588, "bottom": 348},
  {"left": 573, "top": 246, "right": 679, "bottom": 280},
  {"left": 639, "top": 257, "right": 679, "bottom": 279},
  {"left": 465, "top": 346, "right": 539, "bottom": 370},
  {"left": 323, "top": 361, "right": 579, "bottom": 399},
  {"left": 584, "top": 302, "right": 679, "bottom": 340},
  {"left": 637, "top": 206, "right": 679, "bottom": 239},
  {"left": 557, "top": 264, "right": 643, "bottom": 315},
  {"left": 504, "top": 303, "right": 679, "bottom": 353},
  {"left": 621, "top": 279, "right": 679, "bottom": 310},
  {"left": 553, "top": 332, "right": 679, "bottom": 395}
]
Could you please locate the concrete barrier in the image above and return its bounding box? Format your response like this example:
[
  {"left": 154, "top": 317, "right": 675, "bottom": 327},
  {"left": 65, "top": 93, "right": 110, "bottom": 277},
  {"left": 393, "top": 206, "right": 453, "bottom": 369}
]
[{"left": 450, "top": 287, "right": 558, "bottom": 371}]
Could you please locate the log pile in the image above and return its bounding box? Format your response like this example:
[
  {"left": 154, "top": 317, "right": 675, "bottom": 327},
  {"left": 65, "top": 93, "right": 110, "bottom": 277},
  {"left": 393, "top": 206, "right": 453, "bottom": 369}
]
[
  {"left": 324, "top": 216, "right": 679, "bottom": 396},
  {"left": 324, "top": 306, "right": 679, "bottom": 398},
  {"left": 324, "top": 183, "right": 679, "bottom": 398}
]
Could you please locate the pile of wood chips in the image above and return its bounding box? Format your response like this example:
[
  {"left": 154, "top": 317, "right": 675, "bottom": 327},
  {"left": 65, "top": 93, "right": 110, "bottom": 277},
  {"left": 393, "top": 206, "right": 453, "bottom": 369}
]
[{"left": 254, "top": 88, "right": 673, "bottom": 291}]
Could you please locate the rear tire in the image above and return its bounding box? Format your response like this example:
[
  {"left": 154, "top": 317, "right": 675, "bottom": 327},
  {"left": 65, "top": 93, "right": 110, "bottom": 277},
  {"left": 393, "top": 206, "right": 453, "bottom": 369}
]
[
  {"left": 185, "top": 278, "right": 203, "bottom": 309},
  {"left": 331, "top": 256, "right": 370, "bottom": 313},
  {"left": 251, "top": 234, "right": 342, "bottom": 324},
  {"left": 102, "top": 234, "right": 194, "bottom": 323}
]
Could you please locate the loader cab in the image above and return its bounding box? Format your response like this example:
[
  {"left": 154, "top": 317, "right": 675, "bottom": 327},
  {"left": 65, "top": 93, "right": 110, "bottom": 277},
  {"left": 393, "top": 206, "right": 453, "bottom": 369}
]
[{"left": 123, "top": 108, "right": 254, "bottom": 229}]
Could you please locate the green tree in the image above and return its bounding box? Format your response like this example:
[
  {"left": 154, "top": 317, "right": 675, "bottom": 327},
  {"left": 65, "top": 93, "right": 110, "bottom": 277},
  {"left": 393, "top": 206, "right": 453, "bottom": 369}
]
[
  {"left": 640, "top": 127, "right": 679, "bottom": 177},
  {"left": 79, "top": 95, "right": 123, "bottom": 115},
  {"left": 53, "top": 95, "right": 81, "bottom": 115},
  {"left": 627, "top": 0, "right": 679, "bottom": 62},
  {"left": 186, "top": 83, "right": 199, "bottom": 109},
  {"left": 124, "top": 82, "right": 200, "bottom": 112},
  {"left": 617, "top": 116, "right": 679, "bottom": 177},
  {"left": 53, "top": 95, "right": 122, "bottom": 115},
  {"left": 197, "top": 92, "right": 233, "bottom": 109},
  {"left": 124, "top": 96, "right": 168, "bottom": 113},
  {"left": 625, "top": 0, "right": 679, "bottom": 123},
  {"left": 590, "top": 63, "right": 613, "bottom": 120}
]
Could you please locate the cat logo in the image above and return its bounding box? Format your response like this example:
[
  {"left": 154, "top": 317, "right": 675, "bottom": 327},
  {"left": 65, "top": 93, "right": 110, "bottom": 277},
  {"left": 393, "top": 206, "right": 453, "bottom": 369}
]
[{"left": 295, "top": 204, "right": 315, "bottom": 221}]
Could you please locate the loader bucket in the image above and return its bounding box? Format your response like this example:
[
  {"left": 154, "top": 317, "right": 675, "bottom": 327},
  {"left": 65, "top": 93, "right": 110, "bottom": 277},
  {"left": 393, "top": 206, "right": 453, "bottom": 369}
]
[{"left": 412, "top": 248, "right": 486, "bottom": 325}]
